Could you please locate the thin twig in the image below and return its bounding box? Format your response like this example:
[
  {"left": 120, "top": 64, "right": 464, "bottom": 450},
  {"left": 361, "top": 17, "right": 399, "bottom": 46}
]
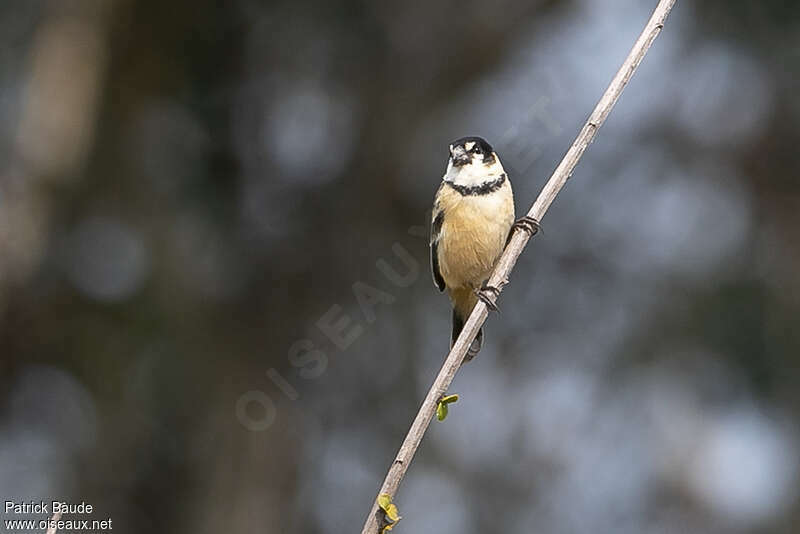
[
  {"left": 46, "top": 511, "right": 62, "bottom": 534},
  {"left": 360, "top": 1, "right": 678, "bottom": 532}
]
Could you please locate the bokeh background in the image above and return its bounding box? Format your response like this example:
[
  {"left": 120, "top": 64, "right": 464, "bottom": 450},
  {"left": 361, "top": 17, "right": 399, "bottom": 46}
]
[{"left": 1, "top": 0, "right": 799, "bottom": 532}]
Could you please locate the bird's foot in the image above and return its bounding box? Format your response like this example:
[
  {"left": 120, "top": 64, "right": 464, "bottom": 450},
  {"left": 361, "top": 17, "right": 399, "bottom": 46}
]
[
  {"left": 511, "top": 215, "right": 541, "bottom": 237},
  {"left": 475, "top": 279, "right": 508, "bottom": 313}
]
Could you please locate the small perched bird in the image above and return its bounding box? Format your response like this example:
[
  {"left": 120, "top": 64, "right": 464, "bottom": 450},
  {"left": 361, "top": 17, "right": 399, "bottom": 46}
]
[{"left": 430, "top": 136, "right": 537, "bottom": 361}]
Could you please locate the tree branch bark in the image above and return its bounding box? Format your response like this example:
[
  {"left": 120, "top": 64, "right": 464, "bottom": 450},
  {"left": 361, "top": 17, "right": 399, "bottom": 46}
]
[
  {"left": 46, "top": 511, "right": 62, "bottom": 534},
  {"left": 360, "top": 1, "right": 677, "bottom": 532}
]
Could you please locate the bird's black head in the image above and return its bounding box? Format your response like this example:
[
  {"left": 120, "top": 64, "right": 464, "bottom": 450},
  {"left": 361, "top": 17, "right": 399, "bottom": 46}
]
[{"left": 449, "top": 136, "right": 496, "bottom": 167}]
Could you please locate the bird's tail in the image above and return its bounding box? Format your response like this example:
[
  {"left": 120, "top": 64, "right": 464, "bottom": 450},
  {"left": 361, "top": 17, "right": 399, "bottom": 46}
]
[{"left": 451, "top": 307, "right": 483, "bottom": 362}]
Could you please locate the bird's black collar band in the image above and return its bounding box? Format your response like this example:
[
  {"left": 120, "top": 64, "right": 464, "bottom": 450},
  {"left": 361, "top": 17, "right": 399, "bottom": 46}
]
[{"left": 446, "top": 173, "right": 506, "bottom": 196}]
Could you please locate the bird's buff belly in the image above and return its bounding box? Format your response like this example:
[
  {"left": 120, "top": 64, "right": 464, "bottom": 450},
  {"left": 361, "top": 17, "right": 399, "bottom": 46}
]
[{"left": 438, "top": 207, "right": 510, "bottom": 289}]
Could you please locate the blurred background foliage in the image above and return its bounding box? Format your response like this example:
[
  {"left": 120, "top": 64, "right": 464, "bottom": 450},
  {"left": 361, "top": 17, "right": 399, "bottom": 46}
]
[{"left": 1, "top": 0, "right": 799, "bottom": 532}]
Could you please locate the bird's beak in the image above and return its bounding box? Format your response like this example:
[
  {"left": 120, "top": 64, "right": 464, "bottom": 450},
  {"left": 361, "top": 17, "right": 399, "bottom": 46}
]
[{"left": 451, "top": 146, "right": 470, "bottom": 166}]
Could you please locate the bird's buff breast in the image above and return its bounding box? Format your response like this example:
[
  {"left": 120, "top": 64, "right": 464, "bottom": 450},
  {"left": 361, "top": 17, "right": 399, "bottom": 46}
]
[{"left": 437, "top": 183, "right": 514, "bottom": 289}]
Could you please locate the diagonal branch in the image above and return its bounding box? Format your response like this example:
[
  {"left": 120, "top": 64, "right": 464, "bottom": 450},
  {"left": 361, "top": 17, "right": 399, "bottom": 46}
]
[
  {"left": 361, "top": 1, "right": 678, "bottom": 532},
  {"left": 46, "top": 511, "right": 62, "bottom": 534}
]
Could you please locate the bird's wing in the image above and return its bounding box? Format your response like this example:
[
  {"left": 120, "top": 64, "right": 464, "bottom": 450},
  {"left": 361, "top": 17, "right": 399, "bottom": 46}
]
[{"left": 430, "top": 192, "right": 446, "bottom": 292}]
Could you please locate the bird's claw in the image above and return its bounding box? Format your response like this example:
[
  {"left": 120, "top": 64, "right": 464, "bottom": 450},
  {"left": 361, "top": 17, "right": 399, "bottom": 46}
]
[
  {"left": 512, "top": 215, "right": 541, "bottom": 237},
  {"left": 475, "top": 281, "right": 506, "bottom": 313}
]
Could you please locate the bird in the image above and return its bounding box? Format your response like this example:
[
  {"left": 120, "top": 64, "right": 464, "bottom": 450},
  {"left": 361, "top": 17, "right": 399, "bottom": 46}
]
[{"left": 430, "top": 136, "right": 538, "bottom": 361}]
